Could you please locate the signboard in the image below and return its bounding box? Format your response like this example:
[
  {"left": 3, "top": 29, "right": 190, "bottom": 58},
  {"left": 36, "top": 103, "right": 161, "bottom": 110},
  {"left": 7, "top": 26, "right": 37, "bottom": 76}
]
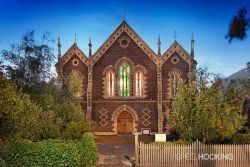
[
  {"left": 142, "top": 129, "right": 150, "bottom": 135},
  {"left": 155, "top": 134, "right": 166, "bottom": 142}
]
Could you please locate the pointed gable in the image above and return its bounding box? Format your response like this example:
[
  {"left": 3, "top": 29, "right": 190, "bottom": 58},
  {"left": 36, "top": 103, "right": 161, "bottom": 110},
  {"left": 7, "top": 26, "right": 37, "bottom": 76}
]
[
  {"left": 59, "top": 43, "right": 89, "bottom": 67},
  {"left": 91, "top": 21, "right": 159, "bottom": 66},
  {"left": 161, "top": 40, "right": 194, "bottom": 67}
]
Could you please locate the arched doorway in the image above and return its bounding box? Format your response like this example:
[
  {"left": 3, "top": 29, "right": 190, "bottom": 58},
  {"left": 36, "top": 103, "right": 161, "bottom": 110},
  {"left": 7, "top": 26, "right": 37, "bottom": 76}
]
[{"left": 117, "top": 111, "right": 133, "bottom": 135}]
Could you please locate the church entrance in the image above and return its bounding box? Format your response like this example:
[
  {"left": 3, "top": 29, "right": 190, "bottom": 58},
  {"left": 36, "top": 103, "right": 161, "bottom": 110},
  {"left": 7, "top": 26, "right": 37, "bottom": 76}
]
[{"left": 117, "top": 111, "right": 133, "bottom": 135}]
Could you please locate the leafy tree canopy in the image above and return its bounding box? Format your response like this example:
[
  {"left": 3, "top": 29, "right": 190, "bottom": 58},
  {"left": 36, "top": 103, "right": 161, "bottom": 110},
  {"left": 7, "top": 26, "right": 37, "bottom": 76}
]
[
  {"left": 1, "top": 31, "right": 55, "bottom": 88},
  {"left": 167, "top": 68, "right": 246, "bottom": 143}
]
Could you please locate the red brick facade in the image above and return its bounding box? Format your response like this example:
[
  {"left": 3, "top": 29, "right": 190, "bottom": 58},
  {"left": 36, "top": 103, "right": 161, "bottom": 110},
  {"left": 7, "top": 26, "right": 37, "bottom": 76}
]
[{"left": 56, "top": 21, "right": 196, "bottom": 135}]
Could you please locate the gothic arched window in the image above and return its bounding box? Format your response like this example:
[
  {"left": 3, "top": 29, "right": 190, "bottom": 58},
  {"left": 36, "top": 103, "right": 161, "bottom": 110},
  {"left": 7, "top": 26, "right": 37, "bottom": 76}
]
[
  {"left": 171, "top": 73, "right": 178, "bottom": 96},
  {"left": 119, "top": 62, "right": 130, "bottom": 97},
  {"left": 106, "top": 71, "right": 115, "bottom": 96},
  {"left": 135, "top": 71, "right": 143, "bottom": 96},
  {"left": 68, "top": 70, "right": 83, "bottom": 97}
]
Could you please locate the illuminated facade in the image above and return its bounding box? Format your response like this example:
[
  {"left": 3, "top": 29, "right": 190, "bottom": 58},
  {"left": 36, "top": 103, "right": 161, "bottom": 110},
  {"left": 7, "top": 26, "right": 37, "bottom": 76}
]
[{"left": 56, "top": 21, "right": 196, "bottom": 135}]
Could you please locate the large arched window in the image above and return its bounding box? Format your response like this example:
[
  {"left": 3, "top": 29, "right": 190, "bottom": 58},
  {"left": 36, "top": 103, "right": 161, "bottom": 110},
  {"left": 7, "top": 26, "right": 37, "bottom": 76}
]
[
  {"left": 106, "top": 71, "right": 115, "bottom": 96},
  {"left": 171, "top": 73, "right": 178, "bottom": 96},
  {"left": 119, "top": 62, "right": 130, "bottom": 96},
  {"left": 68, "top": 70, "right": 83, "bottom": 97},
  {"left": 135, "top": 71, "right": 143, "bottom": 96}
]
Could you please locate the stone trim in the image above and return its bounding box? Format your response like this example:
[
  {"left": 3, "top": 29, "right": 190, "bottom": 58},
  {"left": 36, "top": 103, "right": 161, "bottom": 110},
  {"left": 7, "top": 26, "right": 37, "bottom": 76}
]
[
  {"left": 99, "top": 108, "right": 109, "bottom": 126},
  {"left": 157, "top": 67, "right": 163, "bottom": 133},
  {"left": 111, "top": 105, "right": 139, "bottom": 134},
  {"left": 141, "top": 108, "right": 152, "bottom": 126},
  {"left": 86, "top": 65, "right": 92, "bottom": 120},
  {"left": 59, "top": 43, "right": 89, "bottom": 68},
  {"left": 102, "top": 66, "right": 116, "bottom": 98},
  {"left": 118, "top": 35, "right": 131, "bottom": 48},
  {"left": 160, "top": 41, "right": 192, "bottom": 68},
  {"left": 91, "top": 21, "right": 159, "bottom": 66}
]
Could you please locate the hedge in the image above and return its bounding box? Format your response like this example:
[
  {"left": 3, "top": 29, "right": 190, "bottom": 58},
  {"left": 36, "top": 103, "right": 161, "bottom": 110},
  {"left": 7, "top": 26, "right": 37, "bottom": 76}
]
[{"left": 0, "top": 133, "right": 97, "bottom": 167}]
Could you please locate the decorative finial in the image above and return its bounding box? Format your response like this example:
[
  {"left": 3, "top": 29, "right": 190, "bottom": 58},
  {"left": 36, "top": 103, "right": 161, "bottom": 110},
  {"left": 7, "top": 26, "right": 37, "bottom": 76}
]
[
  {"left": 123, "top": 9, "right": 127, "bottom": 21},
  {"left": 157, "top": 35, "right": 161, "bottom": 56},
  {"left": 57, "top": 37, "right": 61, "bottom": 60},
  {"left": 174, "top": 30, "right": 177, "bottom": 41},
  {"left": 88, "top": 36, "right": 92, "bottom": 57},
  {"left": 74, "top": 33, "right": 77, "bottom": 43},
  {"left": 190, "top": 33, "right": 195, "bottom": 58}
]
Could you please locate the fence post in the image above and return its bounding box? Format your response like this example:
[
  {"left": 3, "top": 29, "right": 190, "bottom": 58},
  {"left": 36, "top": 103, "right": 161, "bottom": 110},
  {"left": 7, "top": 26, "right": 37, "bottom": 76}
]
[{"left": 134, "top": 132, "right": 139, "bottom": 167}]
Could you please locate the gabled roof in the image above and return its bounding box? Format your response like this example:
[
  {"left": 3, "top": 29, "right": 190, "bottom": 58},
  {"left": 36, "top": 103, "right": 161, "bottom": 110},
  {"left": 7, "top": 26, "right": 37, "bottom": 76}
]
[
  {"left": 161, "top": 40, "right": 194, "bottom": 66},
  {"left": 226, "top": 67, "right": 250, "bottom": 80},
  {"left": 58, "top": 43, "right": 89, "bottom": 67},
  {"left": 91, "top": 21, "right": 159, "bottom": 66}
]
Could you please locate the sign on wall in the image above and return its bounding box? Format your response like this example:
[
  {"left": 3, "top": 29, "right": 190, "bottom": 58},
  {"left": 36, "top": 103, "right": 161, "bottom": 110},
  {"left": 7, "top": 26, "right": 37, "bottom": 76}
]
[{"left": 155, "top": 134, "right": 166, "bottom": 142}]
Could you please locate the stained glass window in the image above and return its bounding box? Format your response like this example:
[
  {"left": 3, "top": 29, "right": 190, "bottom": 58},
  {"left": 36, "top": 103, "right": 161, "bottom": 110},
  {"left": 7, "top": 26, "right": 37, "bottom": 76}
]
[{"left": 119, "top": 63, "right": 130, "bottom": 96}]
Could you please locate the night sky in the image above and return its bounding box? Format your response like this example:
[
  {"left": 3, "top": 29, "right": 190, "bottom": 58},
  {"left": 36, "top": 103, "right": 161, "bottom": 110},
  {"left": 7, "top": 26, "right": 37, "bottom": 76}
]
[{"left": 0, "top": 0, "right": 249, "bottom": 76}]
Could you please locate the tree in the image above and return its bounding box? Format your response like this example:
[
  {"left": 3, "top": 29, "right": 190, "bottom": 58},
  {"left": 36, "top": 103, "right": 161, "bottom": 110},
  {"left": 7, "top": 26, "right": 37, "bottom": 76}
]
[
  {"left": 1, "top": 31, "right": 55, "bottom": 89},
  {"left": 226, "top": 7, "right": 250, "bottom": 42},
  {"left": 0, "top": 60, "right": 4, "bottom": 76},
  {"left": 0, "top": 76, "right": 91, "bottom": 142},
  {"left": 167, "top": 68, "right": 246, "bottom": 143}
]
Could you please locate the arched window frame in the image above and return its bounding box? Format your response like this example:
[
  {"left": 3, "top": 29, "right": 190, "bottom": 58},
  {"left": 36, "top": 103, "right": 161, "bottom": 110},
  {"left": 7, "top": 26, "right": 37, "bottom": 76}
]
[
  {"left": 171, "top": 73, "right": 178, "bottom": 96},
  {"left": 168, "top": 69, "right": 182, "bottom": 98},
  {"left": 102, "top": 66, "right": 116, "bottom": 98},
  {"left": 106, "top": 70, "right": 115, "bottom": 97},
  {"left": 135, "top": 71, "right": 143, "bottom": 96},
  {"left": 134, "top": 65, "right": 147, "bottom": 98},
  {"left": 67, "top": 70, "right": 83, "bottom": 98}
]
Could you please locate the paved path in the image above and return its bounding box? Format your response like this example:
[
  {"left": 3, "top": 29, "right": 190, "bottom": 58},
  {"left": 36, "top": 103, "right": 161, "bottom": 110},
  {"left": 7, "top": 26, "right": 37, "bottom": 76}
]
[{"left": 97, "top": 143, "right": 135, "bottom": 167}]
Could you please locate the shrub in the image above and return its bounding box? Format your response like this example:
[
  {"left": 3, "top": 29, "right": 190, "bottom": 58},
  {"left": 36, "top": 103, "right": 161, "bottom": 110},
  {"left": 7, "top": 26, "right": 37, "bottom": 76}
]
[
  {"left": 231, "top": 133, "right": 250, "bottom": 144},
  {"left": 0, "top": 134, "right": 97, "bottom": 167}
]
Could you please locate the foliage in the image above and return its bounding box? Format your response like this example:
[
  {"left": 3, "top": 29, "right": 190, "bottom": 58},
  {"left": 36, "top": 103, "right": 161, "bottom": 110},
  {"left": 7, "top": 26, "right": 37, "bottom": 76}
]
[
  {"left": 1, "top": 30, "right": 55, "bottom": 88},
  {"left": 231, "top": 133, "right": 250, "bottom": 144},
  {"left": 167, "top": 68, "right": 246, "bottom": 143},
  {"left": 0, "top": 76, "right": 90, "bottom": 142},
  {"left": 0, "top": 75, "right": 43, "bottom": 141},
  {"left": 0, "top": 133, "right": 97, "bottom": 167},
  {"left": 226, "top": 7, "right": 250, "bottom": 42},
  {"left": 63, "top": 71, "right": 84, "bottom": 97},
  {"left": 0, "top": 60, "right": 4, "bottom": 76}
]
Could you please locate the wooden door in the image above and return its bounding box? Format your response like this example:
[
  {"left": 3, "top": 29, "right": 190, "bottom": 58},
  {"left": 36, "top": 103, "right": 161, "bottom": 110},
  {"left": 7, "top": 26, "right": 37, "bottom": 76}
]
[{"left": 117, "top": 111, "right": 133, "bottom": 134}]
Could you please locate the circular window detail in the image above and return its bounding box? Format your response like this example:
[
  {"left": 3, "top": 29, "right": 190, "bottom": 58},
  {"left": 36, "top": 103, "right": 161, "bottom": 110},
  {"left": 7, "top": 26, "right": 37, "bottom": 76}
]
[
  {"left": 118, "top": 36, "right": 130, "bottom": 48},
  {"left": 171, "top": 56, "right": 179, "bottom": 64},
  {"left": 72, "top": 58, "right": 79, "bottom": 66}
]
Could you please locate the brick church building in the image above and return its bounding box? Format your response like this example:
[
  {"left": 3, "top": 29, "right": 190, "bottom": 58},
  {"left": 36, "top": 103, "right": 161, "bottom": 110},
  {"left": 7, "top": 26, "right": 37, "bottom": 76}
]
[{"left": 56, "top": 21, "right": 196, "bottom": 135}]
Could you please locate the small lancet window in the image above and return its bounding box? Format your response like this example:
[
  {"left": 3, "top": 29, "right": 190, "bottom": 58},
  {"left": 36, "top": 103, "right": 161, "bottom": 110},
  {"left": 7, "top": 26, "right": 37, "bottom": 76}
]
[
  {"left": 68, "top": 70, "right": 83, "bottom": 97},
  {"left": 119, "top": 62, "right": 131, "bottom": 97},
  {"left": 107, "top": 71, "right": 115, "bottom": 96},
  {"left": 135, "top": 71, "right": 143, "bottom": 96},
  {"left": 171, "top": 73, "right": 178, "bottom": 96}
]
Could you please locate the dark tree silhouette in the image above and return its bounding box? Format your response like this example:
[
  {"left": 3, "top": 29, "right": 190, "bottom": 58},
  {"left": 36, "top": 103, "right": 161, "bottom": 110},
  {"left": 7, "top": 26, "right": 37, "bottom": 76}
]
[
  {"left": 1, "top": 31, "right": 55, "bottom": 87},
  {"left": 226, "top": 7, "right": 250, "bottom": 42}
]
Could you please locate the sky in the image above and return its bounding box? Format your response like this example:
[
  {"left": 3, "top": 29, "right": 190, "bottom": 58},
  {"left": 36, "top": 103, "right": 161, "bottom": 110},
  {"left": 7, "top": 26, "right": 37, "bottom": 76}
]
[{"left": 0, "top": 0, "right": 249, "bottom": 77}]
